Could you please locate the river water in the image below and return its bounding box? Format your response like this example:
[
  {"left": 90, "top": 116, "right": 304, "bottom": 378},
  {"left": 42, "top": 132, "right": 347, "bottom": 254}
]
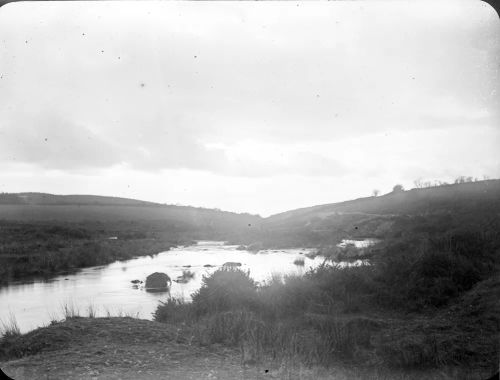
[
  {"left": 0, "top": 240, "right": 374, "bottom": 334},
  {"left": 0, "top": 242, "right": 317, "bottom": 333}
]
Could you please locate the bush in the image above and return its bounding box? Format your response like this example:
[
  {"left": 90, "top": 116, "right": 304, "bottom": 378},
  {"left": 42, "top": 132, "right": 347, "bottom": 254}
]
[
  {"left": 406, "top": 251, "right": 482, "bottom": 308},
  {"left": 153, "top": 297, "right": 192, "bottom": 324},
  {"left": 258, "top": 274, "right": 318, "bottom": 319},
  {"left": 191, "top": 268, "right": 258, "bottom": 317}
]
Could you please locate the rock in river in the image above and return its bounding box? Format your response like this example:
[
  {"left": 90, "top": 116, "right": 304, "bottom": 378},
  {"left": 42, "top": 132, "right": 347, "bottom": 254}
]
[
  {"left": 145, "top": 272, "right": 171, "bottom": 289},
  {"left": 223, "top": 262, "right": 242, "bottom": 268}
]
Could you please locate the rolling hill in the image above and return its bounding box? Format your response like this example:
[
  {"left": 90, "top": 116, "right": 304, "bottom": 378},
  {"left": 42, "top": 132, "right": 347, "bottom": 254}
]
[
  {"left": 259, "top": 179, "right": 500, "bottom": 247},
  {"left": 0, "top": 179, "right": 499, "bottom": 247},
  {"left": 0, "top": 192, "right": 159, "bottom": 206}
]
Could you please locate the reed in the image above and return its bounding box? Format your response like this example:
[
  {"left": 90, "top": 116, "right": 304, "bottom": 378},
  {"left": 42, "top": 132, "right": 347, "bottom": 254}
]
[{"left": 0, "top": 312, "right": 21, "bottom": 338}]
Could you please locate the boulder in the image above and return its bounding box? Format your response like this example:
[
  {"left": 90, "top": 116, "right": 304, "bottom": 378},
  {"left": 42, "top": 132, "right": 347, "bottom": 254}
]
[
  {"left": 247, "top": 242, "right": 263, "bottom": 252},
  {"left": 223, "top": 262, "right": 242, "bottom": 268},
  {"left": 145, "top": 272, "right": 171, "bottom": 289}
]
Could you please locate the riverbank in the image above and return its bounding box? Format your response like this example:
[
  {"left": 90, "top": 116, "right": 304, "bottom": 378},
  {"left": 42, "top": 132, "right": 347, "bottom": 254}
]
[
  {"left": 0, "top": 242, "right": 325, "bottom": 334},
  {"left": 1, "top": 254, "right": 498, "bottom": 379},
  {"left": 152, "top": 267, "right": 499, "bottom": 378},
  {"left": 0, "top": 317, "right": 486, "bottom": 380},
  {"left": 0, "top": 221, "right": 186, "bottom": 285}
]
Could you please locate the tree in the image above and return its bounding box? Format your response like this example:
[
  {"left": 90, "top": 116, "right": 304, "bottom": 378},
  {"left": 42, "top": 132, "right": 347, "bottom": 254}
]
[
  {"left": 372, "top": 189, "right": 380, "bottom": 197},
  {"left": 454, "top": 176, "right": 473, "bottom": 184},
  {"left": 392, "top": 184, "right": 404, "bottom": 193}
]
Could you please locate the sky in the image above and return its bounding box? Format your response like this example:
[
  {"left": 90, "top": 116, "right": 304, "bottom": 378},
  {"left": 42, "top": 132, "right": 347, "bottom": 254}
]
[{"left": 0, "top": 1, "right": 499, "bottom": 216}]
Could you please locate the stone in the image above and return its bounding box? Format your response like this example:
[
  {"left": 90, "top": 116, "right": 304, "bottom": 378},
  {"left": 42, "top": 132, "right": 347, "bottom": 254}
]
[
  {"left": 223, "top": 262, "right": 242, "bottom": 268},
  {"left": 145, "top": 272, "right": 171, "bottom": 289}
]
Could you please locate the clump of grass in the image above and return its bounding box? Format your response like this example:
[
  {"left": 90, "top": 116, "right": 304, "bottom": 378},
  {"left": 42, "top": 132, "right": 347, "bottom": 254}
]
[
  {"left": 174, "top": 270, "right": 197, "bottom": 284},
  {"left": 102, "top": 306, "right": 140, "bottom": 319},
  {"left": 305, "top": 251, "right": 318, "bottom": 259},
  {"left": 153, "top": 297, "right": 192, "bottom": 324},
  {"left": 61, "top": 301, "right": 80, "bottom": 319},
  {"left": 182, "top": 270, "right": 195, "bottom": 279},
  {"left": 86, "top": 303, "right": 97, "bottom": 318},
  {"left": 293, "top": 258, "right": 305, "bottom": 266},
  {"left": 124, "top": 310, "right": 140, "bottom": 319},
  {"left": 0, "top": 313, "right": 21, "bottom": 338},
  {"left": 47, "top": 311, "right": 60, "bottom": 325}
]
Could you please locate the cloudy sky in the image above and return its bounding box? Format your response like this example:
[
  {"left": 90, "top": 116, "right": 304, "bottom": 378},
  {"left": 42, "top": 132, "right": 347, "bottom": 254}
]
[{"left": 0, "top": 1, "right": 498, "bottom": 216}]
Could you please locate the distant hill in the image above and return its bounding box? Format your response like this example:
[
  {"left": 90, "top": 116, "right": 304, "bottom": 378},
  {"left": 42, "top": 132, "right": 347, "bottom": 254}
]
[
  {"left": 0, "top": 192, "right": 263, "bottom": 243},
  {"left": 1, "top": 180, "right": 498, "bottom": 247},
  {"left": 0, "top": 192, "right": 159, "bottom": 206},
  {"left": 267, "top": 179, "right": 500, "bottom": 224},
  {"left": 260, "top": 179, "right": 500, "bottom": 247}
]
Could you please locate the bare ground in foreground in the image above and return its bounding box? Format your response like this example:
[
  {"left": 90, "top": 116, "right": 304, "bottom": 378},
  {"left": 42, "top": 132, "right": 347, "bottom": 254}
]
[{"left": 0, "top": 317, "right": 491, "bottom": 380}]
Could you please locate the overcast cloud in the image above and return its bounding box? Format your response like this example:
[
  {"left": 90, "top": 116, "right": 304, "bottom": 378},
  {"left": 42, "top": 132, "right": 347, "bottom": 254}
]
[{"left": 0, "top": 1, "right": 498, "bottom": 215}]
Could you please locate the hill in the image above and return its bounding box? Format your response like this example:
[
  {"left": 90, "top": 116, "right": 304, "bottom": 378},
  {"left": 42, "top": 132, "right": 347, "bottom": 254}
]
[
  {"left": 268, "top": 179, "right": 500, "bottom": 223},
  {"left": 0, "top": 192, "right": 159, "bottom": 206},
  {"left": 1, "top": 180, "right": 499, "bottom": 248},
  {"left": 0, "top": 192, "right": 262, "bottom": 241},
  {"left": 0, "top": 193, "right": 262, "bottom": 283},
  {"left": 259, "top": 179, "right": 500, "bottom": 247}
]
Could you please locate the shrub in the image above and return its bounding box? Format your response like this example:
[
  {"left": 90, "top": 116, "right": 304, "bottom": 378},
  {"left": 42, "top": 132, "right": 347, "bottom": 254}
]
[
  {"left": 154, "top": 297, "right": 192, "bottom": 324},
  {"left": 191, "top": 268, "right": 258, "bottom": 316},
  {"left": 293, "top": 258, "right": 305, "bottom": 266},
  {"left": 406, "top": 251, "right": 482, "bottom": 308},
  {"left": 258, "top": 274, "right": 318, "bottom": 319}
]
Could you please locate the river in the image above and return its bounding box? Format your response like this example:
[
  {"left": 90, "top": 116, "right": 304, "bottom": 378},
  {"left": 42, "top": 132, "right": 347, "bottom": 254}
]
[{"left": 0, "top": 240, "right": 374, "bottom": 334}]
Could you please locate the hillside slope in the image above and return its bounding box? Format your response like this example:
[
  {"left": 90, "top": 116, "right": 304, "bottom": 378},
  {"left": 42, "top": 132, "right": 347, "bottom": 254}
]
[
  {"left": 259, "top": 180, "right": 500, "bottom": 247},
  {"left": 268, "top": 180, "right": 500, "bottom": 223},
  {"left": 0, "top": 193, "right": 158, "bottom": 206},
  {"left": 0, "top": 193, "right": 262, "bottom": 241}
]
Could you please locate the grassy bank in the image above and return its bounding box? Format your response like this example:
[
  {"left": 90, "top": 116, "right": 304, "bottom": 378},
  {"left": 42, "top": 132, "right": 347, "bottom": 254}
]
[
  {"left": 154, "top": 268, "right": 499, "bottom": 377},
  {"left": 1, "top": 317, "right": 470, "bottom": 380},
  {"left": 153, "top": 223, "right": 500, "bottom": 377},
  {"left": 0, "top": 221, "right": 184, "bottom": 285}
]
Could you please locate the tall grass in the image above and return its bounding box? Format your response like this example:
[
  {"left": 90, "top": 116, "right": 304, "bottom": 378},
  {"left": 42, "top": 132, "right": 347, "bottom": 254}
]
[
  {"left": 155, "top": 258, "right": 500, "bottom": 371},
  {"left": 0, "top": 312, "right": 21, "bottom": 338},
  {"left": 155, "top": 267, "right": 380, "bottom": 366},
  {"left": 61, "top": 301, "right": 80, "bottom": 319},
  {"left": 86, "top": 303, "right": 97, "bottom": 318}
]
